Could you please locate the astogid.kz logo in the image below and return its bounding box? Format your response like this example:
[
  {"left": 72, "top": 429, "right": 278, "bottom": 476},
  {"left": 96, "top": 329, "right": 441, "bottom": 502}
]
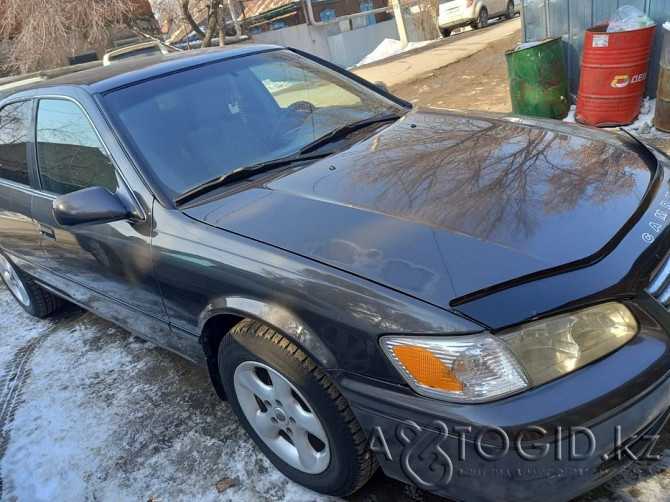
[{"left": 368, "top": 420, "right": 660, "bottom": 491}]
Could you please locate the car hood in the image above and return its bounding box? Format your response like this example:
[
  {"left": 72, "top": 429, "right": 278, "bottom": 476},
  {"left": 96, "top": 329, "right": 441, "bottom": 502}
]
[{"left": 183, "top": 109, "right": 655, "bottom": 309}]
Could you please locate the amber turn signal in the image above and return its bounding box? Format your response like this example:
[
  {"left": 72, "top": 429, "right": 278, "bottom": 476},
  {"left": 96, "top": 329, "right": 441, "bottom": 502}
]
[{"left": 392, "top": 345, "right": 464, "bottom": 392}]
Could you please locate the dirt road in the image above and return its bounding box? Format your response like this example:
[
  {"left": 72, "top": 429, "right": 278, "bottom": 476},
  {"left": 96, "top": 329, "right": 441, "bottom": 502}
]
[{"left": 390, "top": 27, "right": 518, "bottom": 112}]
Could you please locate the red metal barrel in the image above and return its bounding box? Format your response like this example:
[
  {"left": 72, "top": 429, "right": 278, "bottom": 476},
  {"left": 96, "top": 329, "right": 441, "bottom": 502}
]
[{"left": 576, "top": 23, "right": 656, "bottom": 127}]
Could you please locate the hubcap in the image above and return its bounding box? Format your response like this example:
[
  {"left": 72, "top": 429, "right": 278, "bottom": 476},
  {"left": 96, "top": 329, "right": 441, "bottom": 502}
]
[
  {"left": 0, "top": 255, "right": 30, "bottom": 307},
  {"left": 233, "top": 361, "right": 331, "bottom": 474}
]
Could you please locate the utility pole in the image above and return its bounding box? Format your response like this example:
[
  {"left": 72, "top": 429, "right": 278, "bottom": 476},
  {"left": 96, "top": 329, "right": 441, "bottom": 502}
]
[{"left": 391, "top": 0, "right": 408, "bottom": 47}]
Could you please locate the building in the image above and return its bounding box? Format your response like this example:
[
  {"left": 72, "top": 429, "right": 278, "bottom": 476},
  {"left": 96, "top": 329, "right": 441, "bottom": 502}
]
[
  {"left": 241, "top": 0, "right": 390, "bottom": 34},
  {"left": 0, "top": 0, "right": 160, "bottom": 73}
]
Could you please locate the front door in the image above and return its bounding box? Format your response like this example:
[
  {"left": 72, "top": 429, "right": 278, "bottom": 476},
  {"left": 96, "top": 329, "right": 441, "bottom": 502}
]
[
  {"left": 0, "top": 100, "right": 44, "bottom": 275},
  {"left": 29, "top": 97, "right": 178, "bottom": 352}
]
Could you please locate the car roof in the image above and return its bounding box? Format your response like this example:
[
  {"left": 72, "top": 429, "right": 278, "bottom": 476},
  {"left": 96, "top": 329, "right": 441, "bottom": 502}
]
[{"left": 0, "top": 44, "right": 283, "bottom": 98}]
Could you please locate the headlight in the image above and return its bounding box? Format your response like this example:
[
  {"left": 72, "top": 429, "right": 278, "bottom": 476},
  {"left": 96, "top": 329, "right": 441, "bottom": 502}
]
[
  {"left": 381, "top": 302, "right": 638, "bottom": 403},
  {"left": 500, "top": 302, "right": 638, "bottom": 386}
]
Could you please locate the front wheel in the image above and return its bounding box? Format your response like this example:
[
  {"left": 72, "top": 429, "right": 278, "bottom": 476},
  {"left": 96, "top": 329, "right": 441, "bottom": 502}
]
[
  {"left": 441, "top": 27, "right": 451, "bottom": 37},
  {"left": 218, "top": 319, "right": 377, "bottom": 496},
  {"left": 474, "top": 7, "right": 488, "bottom": 29}
]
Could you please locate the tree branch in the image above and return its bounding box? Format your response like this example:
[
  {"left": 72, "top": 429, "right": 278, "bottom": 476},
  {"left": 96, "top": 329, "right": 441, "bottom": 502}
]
[{"left": 180, "top": 0, "right": 206, "bottom": 40}]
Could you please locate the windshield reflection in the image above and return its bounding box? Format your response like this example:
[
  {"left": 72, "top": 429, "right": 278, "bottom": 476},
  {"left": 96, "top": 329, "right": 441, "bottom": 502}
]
[{"left": 103, "top": 49, "right": 403, "bottom": 197}]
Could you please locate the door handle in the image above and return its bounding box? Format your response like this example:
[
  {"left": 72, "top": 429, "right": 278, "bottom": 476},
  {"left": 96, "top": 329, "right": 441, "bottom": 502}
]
[{"left": 39, "top": 224, "right": 56, "bottom": 241}]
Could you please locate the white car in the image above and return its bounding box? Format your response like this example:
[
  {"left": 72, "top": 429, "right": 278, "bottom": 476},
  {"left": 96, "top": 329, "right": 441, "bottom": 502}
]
[
  {"left": 437, "top": 0, "right": 519, "bottom": 36},
  {"left": 103, "top": 41, "right": 170, "bottom": 65}
]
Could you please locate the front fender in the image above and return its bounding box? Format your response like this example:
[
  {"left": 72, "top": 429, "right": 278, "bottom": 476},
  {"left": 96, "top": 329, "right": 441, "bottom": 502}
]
[{"left": 200, "top": 296, "right": 338, "bottom": 369}]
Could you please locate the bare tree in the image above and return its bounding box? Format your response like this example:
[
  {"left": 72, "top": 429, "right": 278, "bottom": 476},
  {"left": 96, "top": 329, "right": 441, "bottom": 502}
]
[
  {"left": 348, "top": 116, "right": 643, "bottom": 242},
  {"left": 179, "top": 0, "right": 226, "bottom": 47},
  {"left": 409, "top": 0, "right": 441, "bottom": 40},
  {"left": 151, "top": 0, "right": 239, "bottom": 48},
  {"left": 0, "top": 0, "right": 140, "bottom": 74},
  {"left": 150, "top": 0, "right": 182, "bottom": 24}
]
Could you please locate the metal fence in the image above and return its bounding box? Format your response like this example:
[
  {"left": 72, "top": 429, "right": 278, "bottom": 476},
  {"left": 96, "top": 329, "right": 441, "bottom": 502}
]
[{"left": 521, "top": 0, "right": 670, "bottom": 99}]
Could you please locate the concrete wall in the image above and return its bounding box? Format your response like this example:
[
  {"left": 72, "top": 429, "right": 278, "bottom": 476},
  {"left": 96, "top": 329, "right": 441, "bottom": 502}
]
[
  {"left": 521, "top": 0, "right": 669, "bottom": 99},
  {"left": 253, "top": 19, "right": 401, "bottom": 68},
  {"left": 327, "top": 20, "right": 399, "bottom": 68}
]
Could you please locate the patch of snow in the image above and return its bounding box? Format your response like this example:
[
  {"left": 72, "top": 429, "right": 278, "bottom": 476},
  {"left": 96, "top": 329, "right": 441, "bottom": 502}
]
[
  {"left": 664, "top": 21, "right": 670, "bottom": 31},
  {"left": 351, "top": 38, "right": 433, "bottom": 68},
  {"left": 0, "top": 285, "right": 53, "bottom": 370},
  {"left": 563, "top": 97, "right": 669, "bottom": 142},
  {"left": 564, "top": 104, "right": 577, "bottom": 123},
  {"left": 625, "top": 97, "right": 656, "bottom": 134},
  {"left": 0, "top": 285, "right": 320, "bottom": 501}
]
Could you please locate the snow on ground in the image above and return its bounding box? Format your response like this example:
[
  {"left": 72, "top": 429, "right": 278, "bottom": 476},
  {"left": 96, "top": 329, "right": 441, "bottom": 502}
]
[
  {"left": 0, "top": 285, "right": 324, "bottom": 502},
  {"left": 624, "top": 98, "right": 662, "bottom": 137},
  {"left": 0, "top": 287, "right": 54, "bottom": 371},
  {"left": 564, "top": 104, "right": 577, "bottom": 123},
  {"left": 352, "top": 38, "right": 433, "bottom": 68}
]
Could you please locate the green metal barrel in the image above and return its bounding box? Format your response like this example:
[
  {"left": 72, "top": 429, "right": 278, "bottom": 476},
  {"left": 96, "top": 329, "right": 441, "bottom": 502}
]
[{"left": 505, "top": 37, "right": 570, "bottom": 120}]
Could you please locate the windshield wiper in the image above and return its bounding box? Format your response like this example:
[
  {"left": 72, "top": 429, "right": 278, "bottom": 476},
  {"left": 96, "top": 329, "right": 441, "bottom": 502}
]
[
  {"left": 174, "top": 112, "right": 401, "bottom": 205},
  {"left": 298, "top": 112, "right": 401, "bottom": 155},
  {"left": 175, "top": 151, "right": 332, "bottom": 205}
]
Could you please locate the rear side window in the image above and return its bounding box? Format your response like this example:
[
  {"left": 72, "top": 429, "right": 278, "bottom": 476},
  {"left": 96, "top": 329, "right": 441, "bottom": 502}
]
[
  {"left": 36, "top": 99, "right": 117, "bottom": 195},
  {"left": 0, "top": 101, "right": 31, "bottom": 185}
]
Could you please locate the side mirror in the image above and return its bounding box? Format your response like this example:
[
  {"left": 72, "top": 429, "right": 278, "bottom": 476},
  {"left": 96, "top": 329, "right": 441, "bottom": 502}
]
[
  {"left": 375, "top": 81, "right": 390, "bottom": 93},
  {"left": 53, "top": 186, "right": 130, "bottom": 227}
]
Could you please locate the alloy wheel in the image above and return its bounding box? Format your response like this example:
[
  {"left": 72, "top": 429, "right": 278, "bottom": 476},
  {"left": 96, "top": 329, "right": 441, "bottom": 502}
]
[
  {"left": 477, "top": 8, "right": 488, "bottom": 28},
  {"left": 0, "top": 255, "right": 30, "bottom": 307},
  {"left": 233, "top": 361, "right": 331, "bottom": 474}
]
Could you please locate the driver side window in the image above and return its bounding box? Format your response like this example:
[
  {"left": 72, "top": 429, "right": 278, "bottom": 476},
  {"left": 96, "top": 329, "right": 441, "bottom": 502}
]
[{"left": 36, "top": 99, "right": 117, "bottom": 195}]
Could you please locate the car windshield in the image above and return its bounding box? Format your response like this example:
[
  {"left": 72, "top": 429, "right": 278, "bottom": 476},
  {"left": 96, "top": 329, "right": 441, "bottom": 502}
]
[{"left": 102, "top": 49, "right": 405, "bottom": 197}]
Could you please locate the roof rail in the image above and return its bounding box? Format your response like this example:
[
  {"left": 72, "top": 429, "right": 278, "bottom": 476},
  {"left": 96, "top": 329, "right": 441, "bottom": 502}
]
[{"left": 0, "top": 60, "right": 103, "bottom": 99}]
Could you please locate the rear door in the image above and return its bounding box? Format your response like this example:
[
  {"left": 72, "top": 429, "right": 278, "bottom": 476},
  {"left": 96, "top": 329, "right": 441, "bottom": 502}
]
[
  {"left": 29, "top": 95, "right": 179, "bottom": 352},
  {"left": 438, "top": 0, "right": 464, "bottom": 26},
  {"left": 0, "top": 99, "right": 43, "bottom": 274}
]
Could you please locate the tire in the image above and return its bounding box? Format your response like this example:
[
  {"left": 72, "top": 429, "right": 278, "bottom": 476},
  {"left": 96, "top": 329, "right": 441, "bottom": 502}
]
[
  {"left": 505, "top": 1, "right": 514, "bottom": 19},
  {"left": 218, "top": 319, "right": 377, "bottom": 496},
  {"left": 441, "top": 28, "right": 451, "bottom": 38},
  {"left": 474, "top": 7, "right": 488, "bottom": 29},
  {"left": 0, "top": 252, "right": 63, "bottom": 317}
]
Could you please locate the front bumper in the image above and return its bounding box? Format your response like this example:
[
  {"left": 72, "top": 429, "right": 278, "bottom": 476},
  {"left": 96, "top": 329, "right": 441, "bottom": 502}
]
[{"left": 336, "top": 310, "right": 670, "bottom": 501}]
